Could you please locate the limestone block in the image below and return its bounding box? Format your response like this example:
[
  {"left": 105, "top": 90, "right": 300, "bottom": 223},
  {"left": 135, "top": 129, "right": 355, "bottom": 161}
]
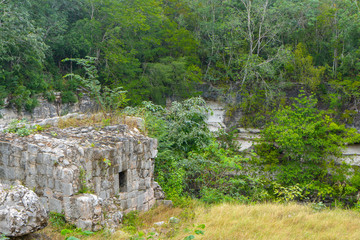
[
  {"left": 14, "top": 167, "right": 25, "bottom": 181},
  {"left": 46, "top": 165, "right": 53, "bottom": 176},
  {"left": 28, "top": 164, "right": 37, "bottom": 175},
  {"left": 76, "top": 220, "right": 93, "bottom": 231},
  {"left": 145, "top": 177, "right": 151, "bottom": 188},
  {"left": 0, "top": 184, "right": 48, "bottom": 237},
  {"left": 38, "top": 164, "right": 46, "bottom": 175},
  {"left": 65, "top": 194, "right": 103, "bottom": 231},
  {"left": 36, "top": 153, "right": 43, "bottom": 165},
  {"left": 37, "top": 175, "right": 47, "bottom": 188},
  {"left": 54, "top": 180, "right": 62, "bottom": 192},
  {"left": 39, "top": 197, "right": 49, "bottom": 210},
  {"left": 47, "top": 178, "right": 54, "bottom": 189},
  {"left": 28, "top": 144, "right": 39, "bottom": 155},
  {"left": 137, "top": 193, "right": 145, "bottom": 207},
  {"left": 62, "top": 183, "right": 73, "bottom": 196},
  {"left": 0, "top": 167, "right": 5, "bottom": 178},
  {"left": 94, "top": 177, "right": 101, "bottom": 194},
  {"left": 120, "top": 200, "right": 127, "bottom": 209},
  {"left": 100, "top": 191, "right": 107, "bottom": 200},
  {"left": 139, "top": 179, "right": 146, "bottom": 190},
  {"left": 61, "top": 168, "right": 74, "bottom": 183},
  {"left": 49, "top": 198, "right": 63, "bottom": 213},
  {"left": 6, "top": 167, "right": 16, "bottom": 180}
]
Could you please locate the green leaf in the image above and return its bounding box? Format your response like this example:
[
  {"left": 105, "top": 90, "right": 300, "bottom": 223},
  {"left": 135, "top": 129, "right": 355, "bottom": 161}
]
[
  {"left": 184, "top": 235, "right": 195, "bottom": 240},
  {"left": 81, "top": 230, "right": 94, "bottom": 236},
  {"left": 196, "top": 224, "right": 206, "bottom": 229},
  {"left": 65, "top": 236, "right": 80, "bottom": 240},
  {"left": 195, "top": 230, "right": 205, "bottom": 235},
  {"left": 61, "top": 229, "right": 73, "bottom": 236}
]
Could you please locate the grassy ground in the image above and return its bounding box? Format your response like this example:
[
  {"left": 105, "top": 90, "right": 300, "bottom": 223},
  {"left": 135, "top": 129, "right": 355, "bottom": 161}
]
[{"left": 40, "top": 202, "right": 360, "bottom": 240}]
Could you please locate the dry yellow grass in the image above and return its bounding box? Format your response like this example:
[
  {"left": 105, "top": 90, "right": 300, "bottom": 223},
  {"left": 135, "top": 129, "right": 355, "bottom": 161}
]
[
  {"left": 57, "top": 113, "right": 145, "bottom": 133},
  {"left": 57, "top": 113, "right": 125, "bottom": 129},
  {"left": 175, "top": 203, "right": 360, "bottom": 240},
  {"left": 41, "top": 202, "right": 360, "bottom": 240}
]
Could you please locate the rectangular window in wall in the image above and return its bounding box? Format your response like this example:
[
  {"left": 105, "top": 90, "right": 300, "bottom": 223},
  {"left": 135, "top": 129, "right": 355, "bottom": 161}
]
[{"left": 119, "top": 170, "right": 127, "bottom": 192}]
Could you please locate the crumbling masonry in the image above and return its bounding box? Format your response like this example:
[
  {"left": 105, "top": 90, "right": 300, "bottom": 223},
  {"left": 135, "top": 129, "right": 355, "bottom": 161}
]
[{"left": 0, "top": 123, "right": 163, "bottom": 230}]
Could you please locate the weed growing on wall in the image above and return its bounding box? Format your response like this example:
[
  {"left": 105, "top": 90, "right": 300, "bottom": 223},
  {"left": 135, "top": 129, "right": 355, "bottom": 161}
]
[{"left": 4, "top": 119, "right": 45, "bottom": 136}]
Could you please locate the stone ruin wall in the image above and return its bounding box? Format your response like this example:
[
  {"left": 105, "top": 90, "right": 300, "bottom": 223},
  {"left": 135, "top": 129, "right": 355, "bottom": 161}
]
[{"left": 0, "top": 124, "right": 161, "bottom": 230}]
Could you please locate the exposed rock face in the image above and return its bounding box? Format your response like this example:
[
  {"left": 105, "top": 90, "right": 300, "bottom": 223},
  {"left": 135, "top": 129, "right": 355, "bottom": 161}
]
[
  {"left": 0, "top": 122, "right": 161, "bottom": 230},
  {"left": 0, "top": 183, "right": 48, "bottom": 237},
  {"left": 205, "top": 101, "right": 226, "bottom": 132},
  {"left": 152, "top": 182, "right": 165, "bottom": 200},
  {"left": 0, "top": 94, "right": 98, "bottom": 126}
]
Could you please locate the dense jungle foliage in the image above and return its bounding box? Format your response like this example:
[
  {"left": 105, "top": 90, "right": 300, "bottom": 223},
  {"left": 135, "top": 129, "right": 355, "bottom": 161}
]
[
  {"left": 125, "top": 95, "right": 360, "bottom": 208},
  {"left": 3, "top": 0, "right": 360, "bottom": 208},
  {"left": 2, "top": 0, "right": 360, "bottom": 114}
]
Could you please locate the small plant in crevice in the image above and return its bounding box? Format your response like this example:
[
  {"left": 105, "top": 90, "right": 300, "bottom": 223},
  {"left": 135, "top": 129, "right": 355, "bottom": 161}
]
[
  {"left": 50, "top": 131, "right": 58, "bottom": 137},
  {"left": 103, "top": 158, "right": 111, "bottom": 167},
  {"left": 49, "top": 211, "right": 77, "bottom": 232},
  {"left": 77, "top": 167, "right": 92, "bottom": 194},
  {"left": 49, "top": 212, "right": 67, "bottom": 228}
]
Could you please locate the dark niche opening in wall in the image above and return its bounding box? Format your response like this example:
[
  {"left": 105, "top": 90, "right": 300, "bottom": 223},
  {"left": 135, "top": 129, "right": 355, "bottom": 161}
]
[{"left": 119, "top": 170, "right": 127, "bottom": 192}]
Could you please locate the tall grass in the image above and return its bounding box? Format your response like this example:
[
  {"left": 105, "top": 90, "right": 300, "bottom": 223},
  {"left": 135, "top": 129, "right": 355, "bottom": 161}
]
[
  {"left": 176, "top": 203, "right": 360, "bottom": 240},
  {"left": 41, "top": 202, "right": 360, "bottom": 240}
]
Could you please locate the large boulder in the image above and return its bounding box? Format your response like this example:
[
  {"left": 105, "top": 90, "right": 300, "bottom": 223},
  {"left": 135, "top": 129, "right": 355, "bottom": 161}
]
[{"left": 0, "top": 184, "right": 48, "bottom": 237}]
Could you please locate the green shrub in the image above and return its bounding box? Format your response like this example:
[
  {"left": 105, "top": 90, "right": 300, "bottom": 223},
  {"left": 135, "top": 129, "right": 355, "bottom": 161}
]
[
  {"left": 254, "top": 142, "right": 281, "bottom": 164},
  {"left": 11, "top": 85, "right": 38, "bottom": 112},
  {"left": 61, "top": 91, "right": 78, "bottom": 104},
  {"left": 262, "top": 90, "right": 360, "bottom": 163},
  {"left": 350, "top": 172, "right": 360, "bottom": 189}
]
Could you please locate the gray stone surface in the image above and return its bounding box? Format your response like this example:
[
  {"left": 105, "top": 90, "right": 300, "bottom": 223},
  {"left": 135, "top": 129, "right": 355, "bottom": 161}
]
[{"left": 0, "top": 184, "right": 48, "bottom": 237}]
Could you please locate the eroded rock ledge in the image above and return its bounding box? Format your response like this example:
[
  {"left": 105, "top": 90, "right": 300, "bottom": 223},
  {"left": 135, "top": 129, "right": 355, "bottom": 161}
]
[{"left": 0, "top": 123, "right": 162, "bottom": 230}]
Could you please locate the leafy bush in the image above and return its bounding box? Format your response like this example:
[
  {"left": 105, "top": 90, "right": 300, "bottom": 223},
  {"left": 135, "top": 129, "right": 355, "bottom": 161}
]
[
  {"left": 11, "top": 86, "right": 38, "bottom": 112},
  {"left": 262, "top": 90, "right": 359, "bottom": 163},
  {"left": 257, "top": 91, "right": 360, "bottom": 206},
  {"left": 61, "top": 91, "right": 78, "bottom": 104}
]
